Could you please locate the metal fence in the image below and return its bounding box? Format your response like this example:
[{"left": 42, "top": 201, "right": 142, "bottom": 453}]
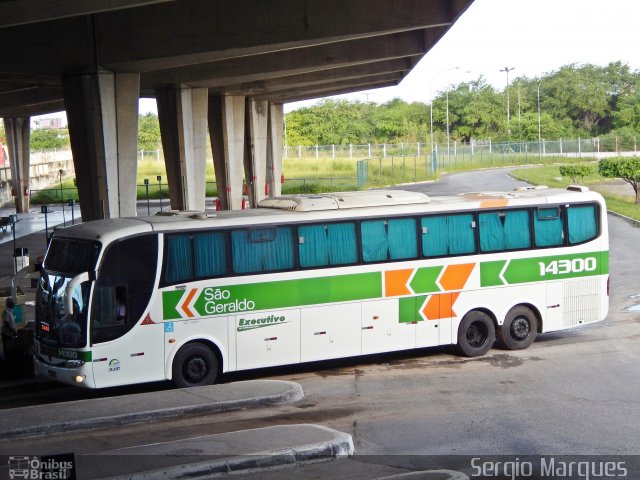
[
  {"left": 279, "top": 136, "right": 639, "bottom": 161},
  {"left": 17, "top": 136, "right": 640, "bottom": 202},
  {"left": 354, "top": 138, "right": 620, "bottom": 189}
]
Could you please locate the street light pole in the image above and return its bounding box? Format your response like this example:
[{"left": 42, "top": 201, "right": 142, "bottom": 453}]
[
  {"left": 446, "top": 90, "right": 450, "bottom": 163},
  {"left": 430, "top": 66, "right": 461, "bottom": 173},
  {"left": 537, "top": 81, "right": 542, "bottom": 158},
  {"left": 500, "top": 66, "right": 515, "bottom": 133}
]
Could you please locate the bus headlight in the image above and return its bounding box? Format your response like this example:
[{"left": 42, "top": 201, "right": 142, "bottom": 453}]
[
  {"left": 65, "top": 360, "right": 85, "bottom": 368},
  {"left": 74, "top": 375, "right": 86, "bottom": 384}
]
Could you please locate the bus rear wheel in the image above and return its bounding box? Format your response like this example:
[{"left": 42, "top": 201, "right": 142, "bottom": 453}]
[
  {"left": 456, "top": 311, "right": 495, "bottom": 357},
  {"left": 172, "top": 342, "right": 218, "bottom": 388},
  {"left": 499, "top": 306, "right": 538, "bottom": 350}
]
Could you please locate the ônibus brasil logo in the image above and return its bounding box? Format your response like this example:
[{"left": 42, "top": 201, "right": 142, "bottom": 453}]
[{"left": 237, "top": 314, "right": 287, "bottom": 332}]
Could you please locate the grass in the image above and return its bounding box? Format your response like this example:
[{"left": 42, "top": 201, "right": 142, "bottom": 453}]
[
  {"left": 511, "top": 163, "right": 640, "bottom": 221},
  {"left": 30, "top": 158, "right": 360, "bottom": 204},
  {"left": 30, "top": 155, "right": 640, "bottom": 222}
]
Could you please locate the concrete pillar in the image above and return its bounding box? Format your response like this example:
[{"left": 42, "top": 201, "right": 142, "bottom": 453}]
[
  {"left": 267, "top": 102, "right": 284, "bottom": 197},
  {"left": 62, "top": 71, "right": 140, "bottom": 220},
  {"left": 156, "top": 86, "right": 208, "bottom": 211},
  {"left": 208, "top": 94, "right": 246, "bottom": 210},
  {"left": 3, "top": 117, "right": 30, "bottom": 213},
  {"left": 246, "top": 98, "right": 269, "bottom": 206}
]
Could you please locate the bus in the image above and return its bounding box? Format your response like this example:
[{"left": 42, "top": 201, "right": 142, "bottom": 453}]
[{"left": 33, "top": 186, "right": 609, "bottom": 388}]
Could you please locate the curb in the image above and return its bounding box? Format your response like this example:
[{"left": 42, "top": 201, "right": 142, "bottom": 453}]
[
  {"left": 2, "top": 380, "right": 303, "bottom": 439},
  {"left": 96, "top": 425, "right": 354, "bottom": 480},
  {"left": 606, "top": 209, "right": 640, "bottom": 226}
]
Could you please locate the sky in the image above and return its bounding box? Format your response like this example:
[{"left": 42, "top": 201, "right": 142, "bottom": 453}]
[
  {"left": 34, "top": 0, "right": 640, "bottom": 122},
  {"left": 285, "top": 0, "right": 640, "bottom": 111}
]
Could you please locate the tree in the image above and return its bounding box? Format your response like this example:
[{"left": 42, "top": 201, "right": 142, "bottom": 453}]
[
  {"left": 138, "top": 113, "right": 161, "bottom": 151},
  {"left": 598, "top": 157, "right": 640, "bottom": 204},
  {"left": 30, "top": 128, "right": 70, "bottom": 150},
  {"left": 559, "top": 164, "right": 593, "bottom": 184}
]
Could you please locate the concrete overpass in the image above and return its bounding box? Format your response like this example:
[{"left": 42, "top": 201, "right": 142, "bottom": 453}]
[{"left": 0, "top": 0, "right": 474, "bottom": 221}]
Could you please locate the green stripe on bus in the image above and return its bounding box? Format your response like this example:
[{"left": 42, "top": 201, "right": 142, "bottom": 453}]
[
  {"left": 409, "top": 266, "right": 442, "bottom": 294},
  {"left": 399, "top": 295, "right": 427, "bottom": 323},
  {"left": 162, "top": 250, "right": 608, "bottom": 320},
  {"left": 163, "top": 272, "right": 382, "bottom": 320},
  {"left": 480, "top": 251, "right": 609, "bottom": 287}
]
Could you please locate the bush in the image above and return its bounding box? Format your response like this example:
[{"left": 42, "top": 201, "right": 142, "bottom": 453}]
[{"left": 558, "top": 164, "right": 593, "bottom": 184}]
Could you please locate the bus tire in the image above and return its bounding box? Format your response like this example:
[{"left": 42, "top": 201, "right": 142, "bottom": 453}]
[
  {"left": 456, "top": 311, "right": 495, "bottom": 357},
  {"left": 172, "top": 342, "right": 218, "bottom": 388},
  {"left": 499, "top": 306, "right": 538, "bottom": 350}
]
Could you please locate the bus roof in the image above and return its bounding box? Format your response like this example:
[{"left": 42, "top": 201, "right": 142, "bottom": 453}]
[{"left": 51, "top": 187, "right": 605, "bottom": 244}]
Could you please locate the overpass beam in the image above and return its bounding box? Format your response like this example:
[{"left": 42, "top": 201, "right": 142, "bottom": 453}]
[
  {"left": 156, "top": 86, "right": 208, "bottom": 211},
  {"left": 62, "top": 71, "right": 140, "bottom": 220},
  {"left": 267, "top": 102, "right": 284, "bottom": 197},
  {"left": 3, "top": 116, "right": 31, "bottom": 213},
  {"left": 208, "top": 94, "right": 245, "bottom": 210}
]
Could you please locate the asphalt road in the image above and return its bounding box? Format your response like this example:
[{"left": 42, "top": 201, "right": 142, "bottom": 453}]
[{"left": 2, "top": 168, "right": 638, "bottom": 475}]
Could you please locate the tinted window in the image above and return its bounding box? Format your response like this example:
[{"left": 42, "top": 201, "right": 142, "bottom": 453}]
[
  {"left": 92, "top": 235, "right": 157, "bottom": 344},
  {"left": 361, "top": 218, "right": 417, "bottom": 262},
  {"left": 232, "top": 227, "right": 294, "bottom": 274},
  {"left": 44, "top": 238, "right": 101, "bottom": 275},
  {"left": 298, "top": 223, "right": 358, "bottom": 267},
  {"left": 421, "top": 214, "right": 475, "bottom": 257},
  {"left": 479, "top": 210, "right": 531, "bottom": 252},
  {"left": 534, "top": 207, "right": 565, "bottom": 247},
  {"left": 567, "top": 204, "right": 598, "bottom": 244}
]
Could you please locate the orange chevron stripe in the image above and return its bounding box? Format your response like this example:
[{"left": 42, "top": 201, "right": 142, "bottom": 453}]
[
  {"left": 422, "top": 295, "right": 440, "bottom": 320},
  {"left": 181, "top": 288, "right": 197, "bottom": 318},
  {"left": 384, "top": 269, "right": 413, "bottom": 296},
  {"left": 440, "top": 263, "right": 475, "bottom": 291},
  {"left": 422, "top": 292, "right": 462, "bottom": 320},
  {"left": 480, "top": 198, "right": 509, "bottom": 208}
]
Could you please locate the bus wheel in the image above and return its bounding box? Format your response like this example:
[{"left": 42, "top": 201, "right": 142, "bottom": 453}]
[
  {"left": 499, "top": 306, "right": 538, "bottom": 350},
  {"left": 457, "top": 311, "right": 495, "bottom": 357},
  {"left": 172, "top": 343, "right": 218, "bottom": 388}
]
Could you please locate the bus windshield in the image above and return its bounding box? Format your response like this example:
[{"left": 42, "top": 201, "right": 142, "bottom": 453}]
[
  {"left": 35, "top": 272, "right": 91, "bottom": 347},
  {"left": 35, "top": 238, "right": 101, "bottom": 348}
]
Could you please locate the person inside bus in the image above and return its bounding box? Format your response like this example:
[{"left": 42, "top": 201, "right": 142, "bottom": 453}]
[{"left": 115, "top": 289, "right": 127, "bottom": 325}]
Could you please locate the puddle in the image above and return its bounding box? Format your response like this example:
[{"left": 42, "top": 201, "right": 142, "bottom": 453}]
[{"left": 623, "top": 294, "right": 640, "bottom": 312}]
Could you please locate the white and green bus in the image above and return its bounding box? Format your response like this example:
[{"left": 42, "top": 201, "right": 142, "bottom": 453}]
[{"left": 34, "top": 186, "right": 609, "bottom": 388}]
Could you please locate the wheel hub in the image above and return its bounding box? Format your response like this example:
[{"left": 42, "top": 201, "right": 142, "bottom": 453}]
[
  {"left": 511, "top": 317, "right": 531, "bottom": 340},
  {"left": 467, "top": 322, "right": 487, "bottom": 347},
  {"left": 185, "top": 356, "right": 207, "bottom": 382}
]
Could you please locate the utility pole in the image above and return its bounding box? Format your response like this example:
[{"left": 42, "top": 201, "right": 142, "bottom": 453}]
[{"left": 500, "top": 66, "right": 515, "bottom": 133}]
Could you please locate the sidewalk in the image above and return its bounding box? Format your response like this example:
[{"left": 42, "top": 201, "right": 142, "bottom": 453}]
[{"left": 0, "top": 380, "right": 303, "bottom": 439}]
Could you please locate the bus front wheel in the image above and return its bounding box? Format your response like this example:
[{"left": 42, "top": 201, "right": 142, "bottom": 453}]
[
  {"left": 456, "top": 311, "right": 495, "bottom": 357},
  {"left": 172, "top": 342, "right": 218, "bottom": 388},
  {"left": 499, "top": 306, "right": 538, "bottom": 350}
]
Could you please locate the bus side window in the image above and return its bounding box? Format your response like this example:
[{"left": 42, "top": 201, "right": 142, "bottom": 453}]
[
  {"left": 361, "top": 218, "right": 417, "bottom": 262},
  {"left": 479, "top": 210, "right": 531, "bottom": 252},
  {"left": 232, "top": 226, "right": 294, "bottom": 274},
  {"left": 92, "top": 235, "right": 157, "bottom": 344},
  {"left": 194, "top": 231, "right": 228, "bottom": 277},
  {"left": 164, "top": 234, "right": 194, "bottom": 283},
  {"left": 421, "top": 214, "right": 475, "bottom": 257},
  {"left": 92, "top": 284, "right": 129, "bottom": 343},
  {"left": 534, "top": 207, "right": 564, "bottom": 247},
  {"left": 567, "top": 204, "right": 597, "bottom": 244}
]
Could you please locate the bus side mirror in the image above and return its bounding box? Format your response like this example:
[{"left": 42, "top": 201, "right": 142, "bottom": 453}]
[{"left": 64, "top": 272, "right": 90, "bottom": 315}]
